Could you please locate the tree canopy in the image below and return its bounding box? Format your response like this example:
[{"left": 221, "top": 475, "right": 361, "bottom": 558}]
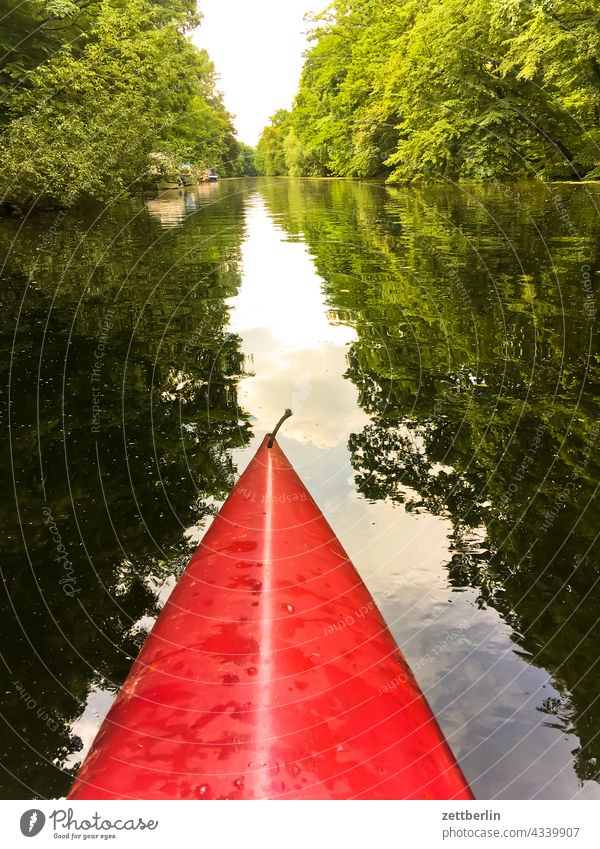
[
  {"left": 256, "top": 0, "right": 600, "bottom": 181},
  {"left": 0, "top": 1, "right": 254, "bottom": 208}
]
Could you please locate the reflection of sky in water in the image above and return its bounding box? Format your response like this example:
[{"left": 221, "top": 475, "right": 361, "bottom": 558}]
[
  {"left": 65, "top": 186, "right": 600, "bottom": 800},
  {"left": 227, "top": 194, "right": 600, "bottom": 800},
  {"left": 228, "top": 194, "right": 363, "bottom": 451},
  {"left": 145, "top": 184, "right": 221, "bottom": 228},
  {"left": 63, "top": 686, "right": 115, "bottom": 771}
]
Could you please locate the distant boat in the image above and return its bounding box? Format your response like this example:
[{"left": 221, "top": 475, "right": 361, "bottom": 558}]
[{"left": 199, "top": 168, "right": 219, "bottom": 183}]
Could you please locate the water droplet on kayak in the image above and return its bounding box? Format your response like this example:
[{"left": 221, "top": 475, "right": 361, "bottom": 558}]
[
  {"left": 233, "top": 777, "right": 244, "bottom": 790},
  {"left": 199, "top": 784, "right": 209, "bottom": 796},
  {"left": 285, "top": 604, "right": 294, "bottom": 613},
  {"left": 246, "top": 666, "right": 257, "bottom": 676},
  {"left": 309, "top": 652, "right": 322, "bottom": 663},
  {"left": 287, "top": 763, "right": 301, "bottom": 777}
]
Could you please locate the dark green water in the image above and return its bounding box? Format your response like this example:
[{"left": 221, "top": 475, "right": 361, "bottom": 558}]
[{"left": 1, "top": 178, "right": 599, "bottom": 799}]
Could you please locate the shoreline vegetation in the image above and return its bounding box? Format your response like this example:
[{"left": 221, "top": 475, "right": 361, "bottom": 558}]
[
  {"left": 0, "top": 1, "right": 256, "bottom": 213},
  {"left": 2, "top": 1, "right": 599, "bottom": 215},
  {"left": 255, "top": 0, "right": 600, "bottom": 184}
]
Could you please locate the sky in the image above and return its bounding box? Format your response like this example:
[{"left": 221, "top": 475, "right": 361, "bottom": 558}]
[{"left": 192, "top": 0, "right": 324, "bottom": 146}]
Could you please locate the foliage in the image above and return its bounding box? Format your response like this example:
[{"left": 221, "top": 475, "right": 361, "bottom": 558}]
[
  {"left": 0, "top": 184, "right": 251, "bottom": 796},
  {"left": 0, "top": 0, "right": 252, "bottom": 208},
  {"left": 256, "top": 0, "right": 600, "bottom": 181},
  {"left": 255, "top": 109, "right": 292, "bottom": 176},
  {"left": 231, "top": 142, "right": 259, "bottom": 177},
  {"left": 257, "top": 177, "right": 600, "bottom": 780}
]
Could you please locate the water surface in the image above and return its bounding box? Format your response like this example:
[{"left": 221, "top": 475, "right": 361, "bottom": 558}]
[{"left": 1, "top": 178, "right": 599, "bottom": 799}]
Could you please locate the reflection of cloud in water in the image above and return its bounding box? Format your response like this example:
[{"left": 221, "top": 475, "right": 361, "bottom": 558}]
[
  {"left": 63, "top": 686, "right": 115, "bottom": 770},
  {"left": 145, "top": 184, "right": 220, "bottom": 228},
  {"left": 230, "top": 196, "right": 364, "bottom": 448},
  {"left": 237, "top": 331, "right": 368, "bottom": 448},
  {"left": 229, "top": 195, "right": 355, "bottom": 351}
]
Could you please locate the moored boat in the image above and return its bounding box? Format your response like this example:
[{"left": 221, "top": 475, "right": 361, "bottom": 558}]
[
  {"left": 68, "top": 417, "right": 473, "bottom": 800},
  {"left": 199, "top": 167, "right": 219, "bottom": 183}
]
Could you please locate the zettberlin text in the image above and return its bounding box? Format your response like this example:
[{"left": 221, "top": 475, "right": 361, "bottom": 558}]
[{"left": 442, "top": 810, "right": 500, "bottom": 821}]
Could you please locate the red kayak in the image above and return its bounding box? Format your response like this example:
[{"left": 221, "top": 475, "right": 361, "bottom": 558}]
[{"left": 69, "top": 423, "right": 473, "bottom": 800}]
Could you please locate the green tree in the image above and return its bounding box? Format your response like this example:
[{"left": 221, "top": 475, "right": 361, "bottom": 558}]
[
  {"left": 0, "top": 1, "right": 241, "bottom": 208},
  {"left": 255, "top": 109, "right": 291, "bottom": 176},
  {"left": 259, "top": 0, "right": 600, "bottom": 181},
  {"left": 231, "top": 142, "right": 258, "bottom": 176}
]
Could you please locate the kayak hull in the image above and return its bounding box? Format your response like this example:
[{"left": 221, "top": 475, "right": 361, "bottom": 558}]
[{"left": 69, "top": 437, "right": 473, "bottom": 800}]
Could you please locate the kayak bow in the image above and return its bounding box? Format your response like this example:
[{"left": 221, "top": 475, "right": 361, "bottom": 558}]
[{"left": 69, "top": 435, "right": 473, "bottom": 800}]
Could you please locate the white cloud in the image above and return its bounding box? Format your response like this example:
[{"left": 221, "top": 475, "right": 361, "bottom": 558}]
[
  {"left": 192, "top": 1, "right": 325, "bottom": 145},
  {"left": 227, "top": 195, "right": 365, "bottom": 449}
]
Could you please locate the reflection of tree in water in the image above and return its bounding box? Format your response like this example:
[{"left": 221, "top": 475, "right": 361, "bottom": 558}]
[
  {"left": 259, "top": 178, "right": 600, "bottom": 785},
  {"left": 0, "top": 189, "right": 250, "bottom": 797}
]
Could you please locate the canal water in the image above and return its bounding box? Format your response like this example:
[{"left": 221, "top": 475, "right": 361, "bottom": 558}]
[{"left": 1, "top": 178, "right": 599, "bottom": 799}]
